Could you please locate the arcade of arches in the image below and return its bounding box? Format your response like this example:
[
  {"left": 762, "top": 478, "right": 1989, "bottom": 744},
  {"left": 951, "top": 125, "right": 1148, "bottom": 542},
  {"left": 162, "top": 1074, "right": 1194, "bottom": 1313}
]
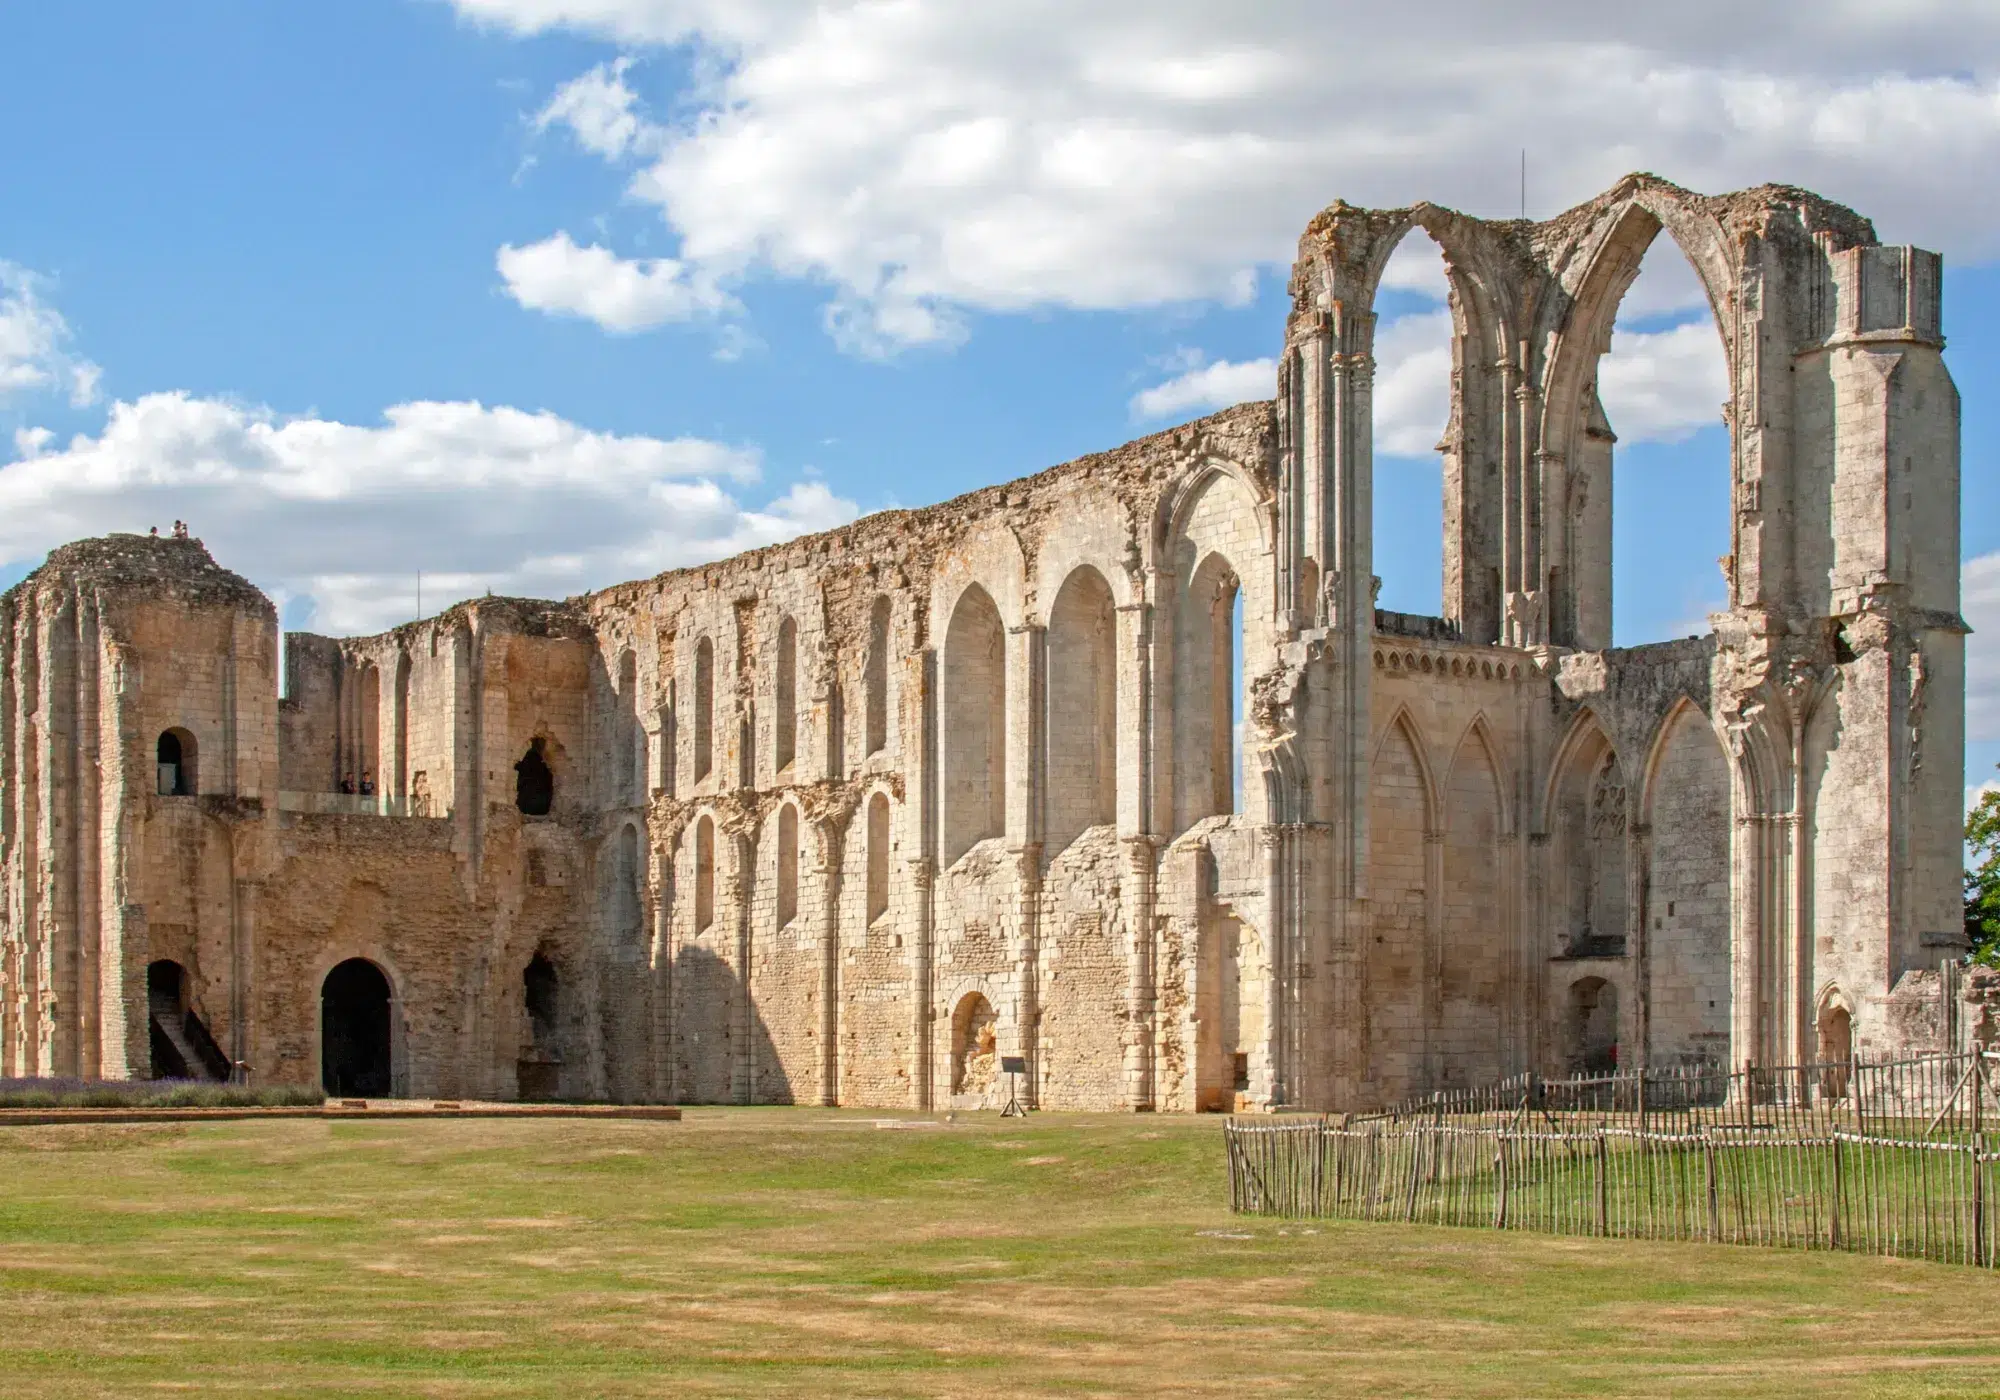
[{"left": 0, "top": 176, "right": 1972, "bottom": 1110}]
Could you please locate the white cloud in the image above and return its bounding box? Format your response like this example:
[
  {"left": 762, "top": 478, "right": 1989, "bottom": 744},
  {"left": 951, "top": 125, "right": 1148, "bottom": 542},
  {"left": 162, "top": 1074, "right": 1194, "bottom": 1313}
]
[
  {"left": 1373, "top": 310, "right": 1456, "bottom": 457},
  {"left": 458, "top": 1, "right": 2000, "bottom": 350},
  {"left": 496, "top": 231, "right": 734, "bottom": 331},
  {"left": 0, "top": 262, "right": 101, "bottom": 407},
  {"left": 1130, "top": 355, "right": 1273, "bottom": 420},
  {"left": 1965, "top": 553, "right": 2000, "bottom": 744},
  {"left": 0, "top": 394, "right": 856, "bottom": 634},
  {"left": 534, "top": 56, "right": 662, "bottom": 159},
  {"left": 1596, "top": 320, "right": 1730, "bottom": 444}
]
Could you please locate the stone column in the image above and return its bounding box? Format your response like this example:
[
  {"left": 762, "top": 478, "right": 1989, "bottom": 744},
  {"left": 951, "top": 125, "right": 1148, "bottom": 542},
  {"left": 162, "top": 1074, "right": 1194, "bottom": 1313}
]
[{"left": 814, "top": 816, "right": 844, "bottom": 1107}]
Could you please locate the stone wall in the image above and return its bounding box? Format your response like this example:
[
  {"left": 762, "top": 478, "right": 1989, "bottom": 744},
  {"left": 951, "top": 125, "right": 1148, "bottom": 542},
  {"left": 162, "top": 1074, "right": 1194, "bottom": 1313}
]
[{"left": 0, "top": 175, "right": 1965, "bottom": 1111}]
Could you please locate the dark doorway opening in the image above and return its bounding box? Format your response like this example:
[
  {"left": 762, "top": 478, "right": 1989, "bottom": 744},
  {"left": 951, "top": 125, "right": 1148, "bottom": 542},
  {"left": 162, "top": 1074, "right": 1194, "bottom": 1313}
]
[
  {"left": 322, "top": 958, "right": 393, "bottom": 1096},
  {"left": 156, "top": 729, "right": 196, "bottom": 797},
  {"left": 146, "top": 959, "right": 229, "bottom": 1081},
  {"left": 515, "top": 737, "right": 554, "bottom": 816},
  {"left": 518, "top": 952, "right": 561, "bottom": 1101}
]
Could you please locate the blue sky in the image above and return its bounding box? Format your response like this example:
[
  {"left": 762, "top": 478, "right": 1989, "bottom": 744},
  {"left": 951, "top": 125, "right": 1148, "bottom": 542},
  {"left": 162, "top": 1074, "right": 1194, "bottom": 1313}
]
[{"left": 1, "top": 2, "right": 1997, "bottom": 783}]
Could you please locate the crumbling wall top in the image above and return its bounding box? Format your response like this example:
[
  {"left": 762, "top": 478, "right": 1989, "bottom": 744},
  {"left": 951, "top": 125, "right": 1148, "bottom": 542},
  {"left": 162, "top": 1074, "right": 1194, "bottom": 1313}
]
[{"left": 4, "top": 533, "right": 273, "bottom": 616}]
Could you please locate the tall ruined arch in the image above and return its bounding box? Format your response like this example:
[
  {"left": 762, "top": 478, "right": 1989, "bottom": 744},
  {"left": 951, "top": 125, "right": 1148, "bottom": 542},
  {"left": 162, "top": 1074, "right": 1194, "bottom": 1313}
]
[
  {"left": 1638, "top": 698, "right": 1733, "bottom": 1067},
  {"left": 941, "top": 583, "right": 1007, "bottom": 867},
  {"left": 1174, "top": 550, "right": 1241, "bottom": 834},
  {"left": 1157, "top": 460, "right": 1270, "bottom": 837},
  {"left": 1536, "top": 191, "right": 1738, "bottom": 648},
  {"left": 774, "top": 616, "right": 798, "bottom": 775},
  {"left": 1044, "top": 564, "right": 1117, "bottom": 857},
  {"left": 1283, "top": 202, "right": 1518, "bottom": 644}
]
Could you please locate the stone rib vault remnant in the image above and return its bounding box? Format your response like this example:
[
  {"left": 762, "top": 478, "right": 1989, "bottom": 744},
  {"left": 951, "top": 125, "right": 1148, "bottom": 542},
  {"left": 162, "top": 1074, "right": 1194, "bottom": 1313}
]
[{"left": 0, "top": 175, "right": 1970, "bottom": 1108}]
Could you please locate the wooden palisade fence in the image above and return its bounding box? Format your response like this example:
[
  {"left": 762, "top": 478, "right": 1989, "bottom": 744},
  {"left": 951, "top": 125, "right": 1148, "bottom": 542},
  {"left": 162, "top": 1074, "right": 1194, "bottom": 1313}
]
[{"left": 1225, "top": 1051, "right": 1999, "bottom": 1268}]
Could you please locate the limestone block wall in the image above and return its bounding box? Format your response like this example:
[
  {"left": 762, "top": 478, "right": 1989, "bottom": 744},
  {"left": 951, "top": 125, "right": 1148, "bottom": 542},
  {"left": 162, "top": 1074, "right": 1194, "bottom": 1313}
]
[{"left": 0, "top": 176, "right": 1965, "bottom": 1112}]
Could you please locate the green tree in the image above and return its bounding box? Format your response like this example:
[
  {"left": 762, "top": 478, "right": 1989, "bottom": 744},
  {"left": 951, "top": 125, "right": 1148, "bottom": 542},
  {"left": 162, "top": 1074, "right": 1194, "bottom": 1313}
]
[{"left": 1966, "top": 779, "right": 2000, "bottom": 966}]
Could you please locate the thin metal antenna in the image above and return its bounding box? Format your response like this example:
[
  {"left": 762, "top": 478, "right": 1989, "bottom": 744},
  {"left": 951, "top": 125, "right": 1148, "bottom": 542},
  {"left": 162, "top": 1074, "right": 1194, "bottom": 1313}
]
[{"left": 1520, "top": 149, "right": 1526, "bottom": 221}]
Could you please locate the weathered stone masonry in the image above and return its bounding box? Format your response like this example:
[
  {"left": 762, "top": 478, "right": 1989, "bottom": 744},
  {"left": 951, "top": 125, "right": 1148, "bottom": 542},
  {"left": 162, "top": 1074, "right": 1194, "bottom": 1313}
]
[{"left": 0, "top": 175, "right": 1970, "bottom": 1108}]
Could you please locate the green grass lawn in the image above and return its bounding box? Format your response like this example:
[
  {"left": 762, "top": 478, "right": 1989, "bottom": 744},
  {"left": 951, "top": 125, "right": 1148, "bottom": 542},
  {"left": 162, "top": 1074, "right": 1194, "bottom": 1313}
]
[{"left": 2, "top": 1110, "right": 1997, "bottom": 1397}]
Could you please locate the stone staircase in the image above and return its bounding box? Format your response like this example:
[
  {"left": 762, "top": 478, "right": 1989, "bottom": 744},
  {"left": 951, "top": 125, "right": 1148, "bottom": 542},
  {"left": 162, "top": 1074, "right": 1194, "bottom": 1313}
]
[{"left": 149, "top": 986, "right": 230, "bottom": 1082}]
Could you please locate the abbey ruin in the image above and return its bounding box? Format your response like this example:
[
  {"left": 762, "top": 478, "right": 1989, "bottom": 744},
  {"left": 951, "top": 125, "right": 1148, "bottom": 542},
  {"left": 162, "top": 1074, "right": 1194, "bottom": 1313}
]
[{"left": 0, "top": 175, "right": 1969, "bottom": 1110}]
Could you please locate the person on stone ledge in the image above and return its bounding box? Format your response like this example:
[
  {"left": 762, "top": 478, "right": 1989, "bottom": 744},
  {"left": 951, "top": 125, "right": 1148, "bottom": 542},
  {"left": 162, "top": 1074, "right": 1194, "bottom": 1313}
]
[
  {"left": 339, "top": 774, "right": 356, "bottom": 795},
  {"left": 359, "top": 771, "right": 375, "bottom": 797}
]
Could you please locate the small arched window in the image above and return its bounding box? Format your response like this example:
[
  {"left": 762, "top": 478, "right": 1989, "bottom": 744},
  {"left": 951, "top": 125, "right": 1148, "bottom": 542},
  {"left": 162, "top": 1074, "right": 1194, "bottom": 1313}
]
[
  {"left": 157, "top": 728, "right": 197, "bottom": 797},
  {"left": 776, "top": 803, "right": 799, "bottom": 927},
  {"left": 515, "top": 737, "right": 554, "bottom": 816},
  {"left": 866, "top": 791, "right": 890, "bottom": 925},
  {"left": 775, "top": 617, "right": 798, "bottom": 774},
  {"left": 865, "top": 595, "right": 891, "bottom": 756},
  {"left": 694, "top": 637, "right": 715, "bottom": 783},
  {"left": 694, "top": 815, "right": 716, "bottom": 932}
]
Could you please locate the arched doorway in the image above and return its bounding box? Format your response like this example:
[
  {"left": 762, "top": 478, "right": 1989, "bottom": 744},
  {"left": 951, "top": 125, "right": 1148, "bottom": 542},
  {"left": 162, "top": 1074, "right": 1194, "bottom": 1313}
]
[
  {"left": 518, "top": 952, "right": 561, "bottom": 1101},
  {"left": 1817, "top": 997, "right": 1853, "bottom": 1100},
  {"left": 1564, "top": 977, "right": 1620, "bottom": 1076},
  {"left": 322, "top": 959, "right": 393, "bottom": 1096},
  {"left": 950, "top": 993, "right": 998, "bottom": 1098}
]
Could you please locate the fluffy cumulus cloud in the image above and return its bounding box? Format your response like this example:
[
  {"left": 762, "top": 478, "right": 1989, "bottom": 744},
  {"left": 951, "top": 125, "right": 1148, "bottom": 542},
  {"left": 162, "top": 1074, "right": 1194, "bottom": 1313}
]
[
  {"left": 460, "top": 0, "right": 2000, "bottom": 349},
  {"left": 0, "top": 393, "right": 856, "bottom": 634},
  {"left": 0, "top": 261, "right": 101, "bottom": 407},
  {"left": 496, "top": 231, "right": 733, "bottom": 331},
  {"left": 1129, "top": 355, "right": 1274, "bottom": 421}
]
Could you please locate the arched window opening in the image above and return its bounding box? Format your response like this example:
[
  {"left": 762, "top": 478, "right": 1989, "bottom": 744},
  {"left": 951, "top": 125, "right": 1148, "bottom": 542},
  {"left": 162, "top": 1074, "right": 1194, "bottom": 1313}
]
[
  {"left": 616, "top": 650, "right": 639, "bottom": 805},
  {"left": 693, "top": 636, "right": 715, "bottom": 783},
  {"left": 518, "top": 951, "right": 561, "bottom": 1101},
  {"left": 1563, "top": 977, "right": 1619, "bottom": 1077},
  {"left": 826, "top": 681, "right": 846, "bottom": 779},
  {"left": 1370, "top": 232, "right": 1452, "bottom": 619},
  {"left": 1581, "top": 236, "right": 1731, "bottom": 648},
  {"left": 866, "top": 791, "right": 891, "bottom": 925},
  {"left": 950, "top": 993, "right": 998, "bottom": 1096},
  {"left": 515, "top": 737, "right": 554, "bottom": 816},
  {"left": 321, "top": 958, "right": 393, "bottom": 1097},
  {"left": 156, "top": 728, "right": 197, "bottom": 797},
  {"left": 1817, "top": 999, "right": 1854, "bottom": 1100},
  {"left": 1045, "top": 565, "right": 1118, "bottom": 855},
  {"left": 776, "top": 803, "right": 799, "bottom": 928},
  {"left": 865, "top": 595, "right": 891, "bottom": 756},
  {"left": 775, "top": 616, "right": 798, "bottom": 774},
  {"left": 1174, "top": 554, "right": 1241, "bottom": 831},
  {"left": 942, "top": 585, "right": 1007, "bottom": 866},
  {"left": 146, "top": 959, "right": 226, "bottom": 1081},
  {"left": 610, "top": 824, "right": 643, "bottom": 949},
  {"left": 524, "top": 953, "right": 559, "bottom": 1049},
  {"left": 1554, "top": 729, "right": 1627, "bottom": 959},
  {"left": 694, "top": 815, "right": 716, "bottom": 932}
]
